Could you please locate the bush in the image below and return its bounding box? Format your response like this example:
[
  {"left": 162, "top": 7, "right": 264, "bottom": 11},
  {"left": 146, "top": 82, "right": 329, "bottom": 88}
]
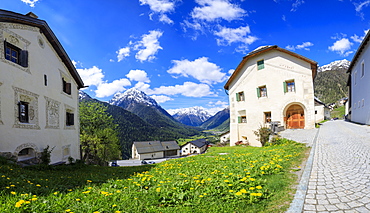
[
  {"left": 40, "top": 145, "right": 54, "bottom": 165},
  {"left": 253, "top": 124, "right": 272, "bottom": 146}
]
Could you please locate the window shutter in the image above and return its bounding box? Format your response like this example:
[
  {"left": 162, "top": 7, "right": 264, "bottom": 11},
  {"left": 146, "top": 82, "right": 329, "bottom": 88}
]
[
  {"left": 283, "top": 81, "right": 287, "bottom": 93},
  {"left": 238, "top": 116, "right": 242, "bottom": 123},
  {"left": 66, "top": 83, "right": 71, "bottom": 95},
  {"left": 236, "top": 93, "right": 240, "bottom": 101},
  {"left": 257, "top": 88, "right": 261, "bottom": 98},
  {"left": 20, "top": 50, "right": 28, "bottom": 67}
]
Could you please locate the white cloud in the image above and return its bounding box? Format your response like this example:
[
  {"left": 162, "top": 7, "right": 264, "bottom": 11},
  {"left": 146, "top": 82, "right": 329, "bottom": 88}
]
[
  {"left": 76, "top": 66, "right": 104, "bottom": 88},
  {"left": 285, "top": 45, "right": 295, "bottom": 51},
  {"left": 139, "top": 0, "right": 175, "bottom": 13},
  {"left": 150, "top": 95, "right": 173, "bottom": 103},
  {"left": 95, "top": 79, "right": 131, "bottom": 98},
  {"left": 76, "top": 64, "right": 132, "bottom": 98},
  {"left": 354, "top": 0, "right": 370, "bottom": 19},
  {"left": 21, "top": 0, "right": 39, "bottom": 7},
  {"left": 214, "top": 26, "right": 258, "bottom": 48},
  {"left": 134, "top": 30, "right": 163, "bottom": 62},
  {"left": 351, "top": 29, "right": 369, "bottom": 43},
  {"left": 168, "top": 57, "right": 227, "bottom": 85},
  {"left": 286, "top": 42, "right": 313, "bottom": 51},
  {"left": 228, "top": 69, "right": 235, "bottom": 75},
  {"left": 291, "top": 0, "right": 304, "bottom": 12},
  {"left": 126, "top": 69, "right": 150, "bottom": 83},
  {"left": 116, "top": 47, "right": 130, "bottom": 62},
  {"left": 159, "top": 14, "right": 174, "bottom": 24},
  {"left": 328, "top": 38, "right": 353, "bottom": 56},
  {"left": 150, "top": 82, "right": 214, "bottom": 97},
  {"left": 139, "top": 0, "right": 175, "bottom": 24},
  {"left": 191, "top": 0, "right": 246, "bottom": 22}
]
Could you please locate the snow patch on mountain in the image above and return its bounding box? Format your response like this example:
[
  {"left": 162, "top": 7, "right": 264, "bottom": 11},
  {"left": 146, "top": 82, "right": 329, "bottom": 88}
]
[
  {"left": 109, "top": 88, "right": 158, "bottom": 107},
  {"left": 169, "top": 106, "right": 212, "bottom": 122},
  {"left": 318, "top": 59, "right": 350, "bottom": 72}
]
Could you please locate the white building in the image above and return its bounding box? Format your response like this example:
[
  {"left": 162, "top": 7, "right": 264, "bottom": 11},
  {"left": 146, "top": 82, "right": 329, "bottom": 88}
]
[
  {"left": 347, "top": 30, "right": 370, "bottom": 124},
  {"left": 314, "top": 97, "right": 331, "bottom": 122},
  {"left": 0, "top": 10, "right": 84, "bottom": 164},
  {"left": 181, "top": 139, "right": 209, "bottom": 155},
  {"left": 224, "top": 45, "right": 318, "bottom": 146},
  {"left": 132, "top": 141, "right": 180, "bottom": 160}
]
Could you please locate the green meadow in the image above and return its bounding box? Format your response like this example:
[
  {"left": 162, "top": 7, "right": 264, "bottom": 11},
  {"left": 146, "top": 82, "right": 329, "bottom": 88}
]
[{"left": 0, "top": 139, "right": 307, "bottom": 213}]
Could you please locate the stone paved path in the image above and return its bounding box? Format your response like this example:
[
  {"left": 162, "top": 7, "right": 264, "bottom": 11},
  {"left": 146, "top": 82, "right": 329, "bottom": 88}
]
[{"left": 284, "top": 120, "right": 370, "bottom": 213}]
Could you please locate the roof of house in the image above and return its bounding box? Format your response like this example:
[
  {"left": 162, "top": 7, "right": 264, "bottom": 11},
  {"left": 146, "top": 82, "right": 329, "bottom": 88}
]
[
  {"left": 133, "top": 141, "right": 180, "bottom": 154},
  {"left": 314, "top": 97, "right": 328, "bottom": 107},
  {"left": 182, "top": 139, "right": 209, "bottom": 148},
  {"left": 347, "top": 30, "right": 370, "bottom": 73},
  {"left": 0, "top": 9, "right": 84, "bottom": 89},
  {"left": 224, "top": 45, "right": 318, "bottom": 90}
]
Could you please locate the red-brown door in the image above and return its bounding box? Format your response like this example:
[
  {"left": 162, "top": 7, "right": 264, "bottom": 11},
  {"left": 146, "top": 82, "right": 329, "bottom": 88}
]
[{"left": 286, "top": 105, "right": 305, "bottom": 129}]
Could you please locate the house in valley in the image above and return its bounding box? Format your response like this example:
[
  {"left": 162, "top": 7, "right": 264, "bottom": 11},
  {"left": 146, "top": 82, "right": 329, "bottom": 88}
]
[
  {"left": 0, "top": 10, "right": 84, "bottom": 164},
  {"left": 219, "top": 131, "right": 230, "bottom": 145},
  {"left": 347, "top": 30, "right": 370, "bottom": 124},
  {"left": 314, "top": 97, "right": 331, "bottom": 122},
  {"left": 224, "top": 45, "right": 318, "bottom": 146},
  {"left": 132, "top": 141, "right": 180, "bottom": 160},
  {"left": 181, "top": 139, "right": 209, "bottom": 155}
]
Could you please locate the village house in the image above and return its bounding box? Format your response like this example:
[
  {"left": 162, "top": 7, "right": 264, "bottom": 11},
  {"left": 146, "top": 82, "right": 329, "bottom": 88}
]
[
  {"left": 181, "top": 139, "right": 209, "bottom": 155},
  {"left": 132, "top": 141, "right": 180, "bottom": 160},
  {"left": 219, "top": 131, "right": 230, "bottom": 145},
  {"left": 314, "top": 97, "right": 331, "bottom": 122},
  {"left": 0, "top": 10, "right": 84, "bottom": 164},
  {"left": 224, "top": 45, "right": 318, "bottom": 146},
  {"left": 347, "top": 30, "right": 370, "bottom": 125}
]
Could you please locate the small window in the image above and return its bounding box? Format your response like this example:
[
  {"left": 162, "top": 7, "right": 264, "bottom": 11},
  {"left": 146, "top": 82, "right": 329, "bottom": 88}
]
[
  {"left": 315, "top": 110, "right": 317, "bottom": 114},
  {"left": 62, "top": 78, "right": 71, "bottom": 95},
  {"left": 284, "top": 80, "right": 295, "bottom": 93},
  {"left": 257, "top": 86, "right": 267, "bottom": 98},
  {"left": 361, "top": 62, "right": 365, "bottom": 78},
  {"left": 264, "top": 112, "right": 271, "bottom": 123},
  {"left": 4, "top": 41, "right": 28, "bottom": 67},
  {"left": 18, "top": 101, "right": 29, "bottom": 123},
  {"left": 354, "top": 71, "right": 357, "bottom": 86},
  {"left": 44, "top": 75, "right": 48, "bottom": 86},
  {"left": 236, "top": 91, "right": 245, "bottom": 101},
  {"left": 238, "top": 116, "right": 247, "bottom": 123},
  {"left": 66, "top": 112, "right": 74, "bottom": 126},
  {"left": 257, "top": 60, "right": 264, "bottom": 70},
  {"left": 362, "top": 99, "right": 365, "bottom": 107}
]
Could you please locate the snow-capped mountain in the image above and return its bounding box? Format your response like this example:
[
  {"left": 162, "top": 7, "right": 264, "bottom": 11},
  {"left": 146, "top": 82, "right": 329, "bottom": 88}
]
[
  {"left": 79, "top": 90, "right": 93, "bottom": 101},
  {"left": 318, "top": 59, "right": 350, "bottom": 72},
  {"left": 109, "top": 88, "right": 181, "bottom": 128},
  {"left": 170, "top": 106, "right": 212, "bottom": 127},
  {"left": 109, "top": 88, "right": 159, "bottom": 108}
]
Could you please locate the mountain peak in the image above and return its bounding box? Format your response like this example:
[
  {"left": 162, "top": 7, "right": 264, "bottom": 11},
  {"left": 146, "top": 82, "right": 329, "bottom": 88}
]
[
  {"left": 109, "top": 88, "right": 158, "bottom": 107},
  {"left": 169, "top": 106, "right": 212, "bottom": 126},
  {"left": 318, "top": 59, "right": 350, "bottom": 72}
]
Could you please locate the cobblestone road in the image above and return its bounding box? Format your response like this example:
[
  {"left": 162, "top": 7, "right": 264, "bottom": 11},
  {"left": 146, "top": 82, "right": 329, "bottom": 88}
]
[{"left": 284, "top": 120, "right": 370, "bottom": 213}]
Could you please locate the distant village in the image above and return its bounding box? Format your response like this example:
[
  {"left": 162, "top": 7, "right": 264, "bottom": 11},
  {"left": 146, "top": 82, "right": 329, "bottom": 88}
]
[{"left": 1, "top": 9, "right": 369, "bottom": 165}]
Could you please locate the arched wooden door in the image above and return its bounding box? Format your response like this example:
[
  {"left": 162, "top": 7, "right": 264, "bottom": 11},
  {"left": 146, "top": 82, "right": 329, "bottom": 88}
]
[{"left": 286, "top": 104, "right": 305, "bottom": 129}]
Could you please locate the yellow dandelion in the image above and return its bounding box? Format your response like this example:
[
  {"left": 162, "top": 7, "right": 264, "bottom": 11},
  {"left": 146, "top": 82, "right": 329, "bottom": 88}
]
[
  {"left": 249, "top": 187, "right": 255, "bottom": 190},
  {"left": 11, "top": 191, "right": 16, "bottom": 195},
  {"left": 240, "top": 189, "right": 247, "bottom": 193},
  {"left": 112, "top": 204, "right": 117, "bottom": 207},
  {"left": 76, "top": 199, "right": 81, "bottom": 201},
  {"left": 31, "top": 198, "right": 37, "bottom": 201},
  {"left": 53, "top": 192, "right": 58, "bottom": 195},
  {"left": 82, "top": 191, "right": 90, "bottom": 194},
  {"left": 229, "top": 190, "right": 234, "bottom": 192},
  {"left": 256, "top": 186, "right": 262, "bottom": 189},
  {"left": 199, "top": 195, "right": 203, "bottom": 197},
  {"left": 65, "top": 209, "right": 71, "bottom": 212},
  {"left": 235, "top": 192, "right": 243, "bottom": 196},
  {"left": 156, "top": 188, "right": 161, "bottom": 192},
  {"left": 224, "top": 180, "right": 230, "bottom": 182}
]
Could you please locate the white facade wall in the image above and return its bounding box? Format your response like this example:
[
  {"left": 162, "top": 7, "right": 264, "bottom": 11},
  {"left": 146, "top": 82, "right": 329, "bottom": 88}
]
[
  {"left": 0, "top": 22, "right": 81, "bottom": 164},
  {"left": 228, "top": 49, "right": 316, "bottom": 146},
  {"left": 314, "top": 105, "right": 325, "bottom": 123},
  {"left": 350, "top": 42, "right": 370, "bottom": 125},
  {"left": 181, "top": 143, "right": 206, "bottom": 155}
]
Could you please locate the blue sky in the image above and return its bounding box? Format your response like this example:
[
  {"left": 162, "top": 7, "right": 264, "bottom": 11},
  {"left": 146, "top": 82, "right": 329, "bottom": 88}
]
[{"left": 3, "top": 0, "right": 370, "bottom": 115}]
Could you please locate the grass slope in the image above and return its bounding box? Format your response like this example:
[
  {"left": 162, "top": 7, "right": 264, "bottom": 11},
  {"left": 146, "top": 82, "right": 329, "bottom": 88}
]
[{"left": 0, "top": 139, "right": 308, "bottom": 213}]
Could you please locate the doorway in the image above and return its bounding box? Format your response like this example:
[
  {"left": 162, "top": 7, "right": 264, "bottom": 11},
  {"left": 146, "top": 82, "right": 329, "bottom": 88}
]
[{"left": 286, "top": 104, "right": 305, "bottom": 129}]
